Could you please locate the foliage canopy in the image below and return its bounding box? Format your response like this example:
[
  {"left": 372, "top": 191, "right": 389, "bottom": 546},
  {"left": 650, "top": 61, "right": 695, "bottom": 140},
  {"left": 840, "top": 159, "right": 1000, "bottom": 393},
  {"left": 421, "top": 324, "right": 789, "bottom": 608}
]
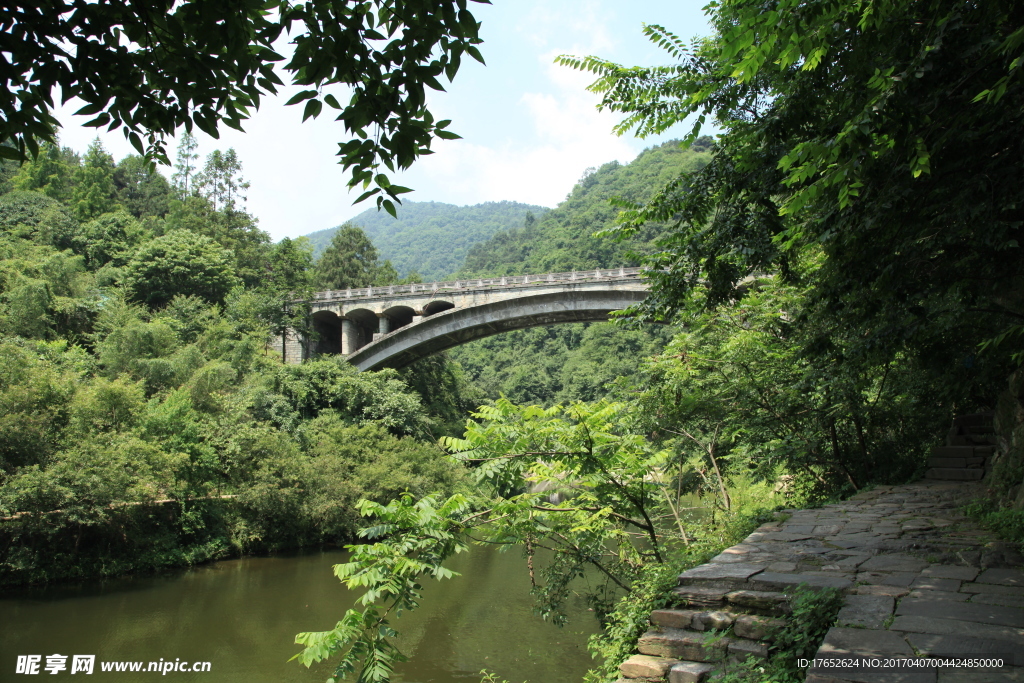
[
  {"left": 1, "top": 0, "right": 489, "bottom": 212},
  {"left": 561, "top": 0, "right": 1024, "bottom": 365}
]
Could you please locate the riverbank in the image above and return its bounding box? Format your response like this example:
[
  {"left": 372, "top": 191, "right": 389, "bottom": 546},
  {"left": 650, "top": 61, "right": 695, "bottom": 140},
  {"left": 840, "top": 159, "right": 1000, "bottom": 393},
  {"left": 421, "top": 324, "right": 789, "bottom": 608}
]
[{"left": 0, "top": 496, "right": 355, "bottom": 590}]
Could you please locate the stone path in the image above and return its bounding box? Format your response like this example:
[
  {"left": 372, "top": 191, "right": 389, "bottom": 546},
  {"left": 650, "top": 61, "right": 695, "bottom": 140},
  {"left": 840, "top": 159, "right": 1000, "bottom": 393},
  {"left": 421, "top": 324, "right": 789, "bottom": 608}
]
[{"left": 616, "top": 480, "right": 1024, "bottom": 683}]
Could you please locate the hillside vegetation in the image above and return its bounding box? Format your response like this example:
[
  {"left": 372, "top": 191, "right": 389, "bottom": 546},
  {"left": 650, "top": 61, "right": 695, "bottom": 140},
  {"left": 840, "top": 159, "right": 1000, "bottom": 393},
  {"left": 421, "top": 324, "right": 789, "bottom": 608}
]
[
  {"left": 305, "top": 200, "right": 547, "bottom": 281},
  {"left": 0, "top": 137, "right": 472, "bottom": 587},
  {"left": 444, "top": 139, "right": 711, "bottom": 404},
  {"left": 458, "top": 139, "right": 712, "bottom": 276}
]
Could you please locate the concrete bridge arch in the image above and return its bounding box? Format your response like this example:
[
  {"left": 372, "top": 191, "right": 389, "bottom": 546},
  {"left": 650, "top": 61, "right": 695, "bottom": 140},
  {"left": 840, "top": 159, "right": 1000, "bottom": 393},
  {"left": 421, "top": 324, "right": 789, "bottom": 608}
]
[{"left": 278, "top": 268, "right": 649, "bottom": 371}]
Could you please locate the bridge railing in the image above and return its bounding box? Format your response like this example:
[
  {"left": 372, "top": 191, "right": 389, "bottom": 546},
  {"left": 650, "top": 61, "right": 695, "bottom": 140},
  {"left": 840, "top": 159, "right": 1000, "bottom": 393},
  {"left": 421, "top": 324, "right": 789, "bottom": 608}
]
[{"left": 309, "top": 266, "right": 644, "bottom": 301}]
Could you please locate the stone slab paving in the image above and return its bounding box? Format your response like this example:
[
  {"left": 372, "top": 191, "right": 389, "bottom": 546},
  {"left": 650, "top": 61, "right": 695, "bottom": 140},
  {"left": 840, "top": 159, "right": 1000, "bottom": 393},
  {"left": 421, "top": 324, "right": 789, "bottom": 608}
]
[{"left": 669, "top": 480, "right": 1024, "bottom": 682}]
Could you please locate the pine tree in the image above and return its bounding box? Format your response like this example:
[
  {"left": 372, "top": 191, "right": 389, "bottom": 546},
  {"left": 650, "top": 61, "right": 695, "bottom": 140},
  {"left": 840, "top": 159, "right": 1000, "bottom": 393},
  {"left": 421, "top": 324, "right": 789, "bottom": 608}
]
[
  {"left": 170, "top": 132, "right": 199, "bottom": 197},
  {"left": 194, "top": 148, "right": 248, "bottom": 211},
  {"left": 313, "top": 224, "right": 396, "bottom": 290},
  {"left": 70, "top": 138, "right": 118, "bottom": 221}
]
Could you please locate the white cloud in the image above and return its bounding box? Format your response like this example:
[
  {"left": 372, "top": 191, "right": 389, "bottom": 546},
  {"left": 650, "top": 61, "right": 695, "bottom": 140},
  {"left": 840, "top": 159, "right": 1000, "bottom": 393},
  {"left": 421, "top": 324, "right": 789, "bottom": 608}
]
[
  {"left": 392, "top": 49, "right": 639, "bottom": 209},
  {"left": 517, "top": 0, "right": 617, "bottom": 55},
  {"left": 48, "top": 0, "right": 711, "bottom": 240}
]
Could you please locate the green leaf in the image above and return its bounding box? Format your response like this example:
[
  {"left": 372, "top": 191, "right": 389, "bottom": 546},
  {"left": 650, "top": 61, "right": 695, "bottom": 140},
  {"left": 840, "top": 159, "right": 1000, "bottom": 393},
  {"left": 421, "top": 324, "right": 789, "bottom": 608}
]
[
  {"left": 285, "top": 90, "right": 319, "bottom": 106},
  {"left": 83, "top": 113, "right": 112, "bottom": 128},
  {"left": 302, "top": 99, "right": 322, "bottom": 121},
  {"left": 353, "top": 188, "right": 380, "bottom": 204},
  {"left": 74, "top": 102, "right": 106, "bottom": 117},
  {"left": 127, "top": 130, "right": 144, "bottom": 155},
  {"left": 466, "top": 45, "right": 485, "bottom": 65}
]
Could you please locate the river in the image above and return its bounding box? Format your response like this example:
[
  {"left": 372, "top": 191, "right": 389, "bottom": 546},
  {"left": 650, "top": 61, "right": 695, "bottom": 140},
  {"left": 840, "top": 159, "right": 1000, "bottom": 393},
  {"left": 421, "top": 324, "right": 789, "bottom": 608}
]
[{"left": 0, "top": 546, "right": 601, "bottom": 682}]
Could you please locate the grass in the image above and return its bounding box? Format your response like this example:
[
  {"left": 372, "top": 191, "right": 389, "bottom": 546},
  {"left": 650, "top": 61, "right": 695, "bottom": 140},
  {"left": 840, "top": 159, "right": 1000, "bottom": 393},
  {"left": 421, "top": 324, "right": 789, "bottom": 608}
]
[{"left": 962, "top": 499, "right": 1024, "bottom": 546}]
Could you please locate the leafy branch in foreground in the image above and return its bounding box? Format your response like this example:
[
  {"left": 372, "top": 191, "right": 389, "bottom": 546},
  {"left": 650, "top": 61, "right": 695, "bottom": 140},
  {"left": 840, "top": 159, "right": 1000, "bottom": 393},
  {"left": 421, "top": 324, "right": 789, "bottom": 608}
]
[
  {"left": 292, "top": 493, "right": 472, "bottom": 683},
  {"left": 4, "top": 0, "right": 489, "bottom": 213},
  {"left": 561, "top": 0, "right": 1022, "bottom": 406},
  {"left": 294, "top": 398, "right": 706, "bottom": 680}
]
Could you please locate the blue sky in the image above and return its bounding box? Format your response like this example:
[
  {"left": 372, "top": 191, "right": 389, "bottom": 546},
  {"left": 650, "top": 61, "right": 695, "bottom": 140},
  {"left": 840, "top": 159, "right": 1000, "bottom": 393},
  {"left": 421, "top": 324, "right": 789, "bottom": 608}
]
[{"left": 54, "top": 1, "right": 714, "bottom": 241}]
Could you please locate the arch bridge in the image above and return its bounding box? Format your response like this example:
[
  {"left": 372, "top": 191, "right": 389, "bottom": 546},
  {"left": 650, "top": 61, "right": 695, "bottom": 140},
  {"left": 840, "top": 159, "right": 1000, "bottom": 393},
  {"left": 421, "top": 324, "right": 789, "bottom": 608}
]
[{"left": 278, "top": 267, "right": 649, "bottom": 371}]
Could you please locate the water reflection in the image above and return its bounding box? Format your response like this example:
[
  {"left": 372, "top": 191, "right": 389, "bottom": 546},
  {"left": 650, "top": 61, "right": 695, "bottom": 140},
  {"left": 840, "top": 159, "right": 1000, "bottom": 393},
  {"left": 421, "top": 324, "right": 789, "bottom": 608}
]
[{"left": 1, "top": 546, "right": 599, "bottom": 682}]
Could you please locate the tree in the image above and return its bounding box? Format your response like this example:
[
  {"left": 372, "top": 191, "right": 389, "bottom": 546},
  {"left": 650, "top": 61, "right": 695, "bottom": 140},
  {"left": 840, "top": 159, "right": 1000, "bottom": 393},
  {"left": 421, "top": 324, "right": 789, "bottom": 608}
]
[
  {"left": 70, "top": 139, "right": 120, "bottom": 221},
  {"left": 171, "top": 133, "right": 200, "bottom": 197},
  {"left": 123, "top": 230, "right": 239, "bottom": 308},
  {"left": 80, "top": 211, "right": 147, "bottom": 270},
  {"left": 164, "top": 192, "right": 271, "bottom": 289},
  {"left": 114, "top": 155, "right": 173, "bottom": 218},
  {"left": 195, "top": 149, "right": 248, "bottom": 211},
  {"left": 560, "top": 1, "right": 1023, "bottom": 391},
  {"left": 0, "top": 191, "right": 81, "bottom": 252},
  {"left": 1, "top": 0, "right": 488, "bottom": 213},
  {"left": 267, "top": 237, "right": 314, "bottom": 294},
  {"left": 314, "top": 224, "right": 397, "bottom": 290},
  {"left": 11, "top": 141, "right": 79, "bottom": 203}
]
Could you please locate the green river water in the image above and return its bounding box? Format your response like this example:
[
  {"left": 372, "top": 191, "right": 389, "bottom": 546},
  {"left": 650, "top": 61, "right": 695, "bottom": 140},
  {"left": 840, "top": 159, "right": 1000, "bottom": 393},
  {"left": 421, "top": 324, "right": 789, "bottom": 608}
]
[{"left": 0, "top": 547, "right": 601, "bottom": 682}]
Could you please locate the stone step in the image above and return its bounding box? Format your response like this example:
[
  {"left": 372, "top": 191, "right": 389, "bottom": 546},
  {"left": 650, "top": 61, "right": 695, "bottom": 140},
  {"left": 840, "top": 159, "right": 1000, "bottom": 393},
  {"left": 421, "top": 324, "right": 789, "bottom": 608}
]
[
  {"left": 637, "top": 628, "right": 769, "bottom": 667},
  {"left": 672, "top": 586, "right": 732, "bottom": 609},
  {"left": 953, "top": 412, "right": 994, "bottom": 428},
  {"left": 650, "top": 609, "right": 784, "bottom": 640},
  {"left": 668, "top": 661, "right": 716, "bottom": 683},
  {"left": 614, "top": 655, "right": 720, "bottom": 679},
  {"left": 925, "top": 467, "right": 985, "bottom": 481},
  {"left": 724, "top": 589, "right": 792, "bottom": 615},
  {"left": 746, "top": 571, "right": 852, "bottom": 593},
  {"left": 671, "top": 587, "right": 791, "bottom": 615},
  {"left": 948, "top": 434, "right": 998, "bottom": 446},
  {"left": 927, "top": 456, "right": 987, "bottom": 468},
  {"left": 637, "top": 628, "right": 729, "bottom": 663},
  {"left": 652, "top": 608, "right": 731, "bottom": 631},
  {"left": 726, "top": 639, "right": 768, "bottom": 662},
  {"left": 964, "top": 425, "right": 995, "bottom": 435},
  {"left": 931, "top": 445, "right": 993, "bottom": 458},
  {"left": 617, "top": 656, "right": 716, "bottom": 683},
  {"left": 676, "top": 562, "right": 766, "bottom": 590},
  {"left": 618, "top": 654, "right": 680, "bottom": 680}
]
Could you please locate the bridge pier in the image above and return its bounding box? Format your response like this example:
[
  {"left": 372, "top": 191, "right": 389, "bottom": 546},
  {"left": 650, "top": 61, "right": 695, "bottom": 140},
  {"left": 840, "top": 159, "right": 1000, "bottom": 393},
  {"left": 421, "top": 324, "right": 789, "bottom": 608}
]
[{"left": 340, "top": 318, "right": 358, "bottom": 355}]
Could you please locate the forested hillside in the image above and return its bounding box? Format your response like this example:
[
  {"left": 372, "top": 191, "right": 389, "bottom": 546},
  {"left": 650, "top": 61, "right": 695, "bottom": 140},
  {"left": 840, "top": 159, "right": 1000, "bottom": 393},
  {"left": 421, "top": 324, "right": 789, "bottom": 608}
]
[
  {"left": 305, "top": 200, "right": 547, "bottom": 281},
  {"left": 0, "top": 134, "right": 715, "bottom": 588},
  {"left": 443, "top": 139, "right": 711, "bottom": 403},
  {"left": 458, "top": 138, "right": 712, "bottom": 276},
  {"left": 0, "top": 137, "right": 472, "bottom": 587}
]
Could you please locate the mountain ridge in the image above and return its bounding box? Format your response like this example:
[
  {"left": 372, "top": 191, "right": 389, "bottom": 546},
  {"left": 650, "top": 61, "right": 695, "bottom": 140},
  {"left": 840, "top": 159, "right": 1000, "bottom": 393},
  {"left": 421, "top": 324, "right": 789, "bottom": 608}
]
[{"left": 303, "top": 199, "right": 548, "bottom": 281}]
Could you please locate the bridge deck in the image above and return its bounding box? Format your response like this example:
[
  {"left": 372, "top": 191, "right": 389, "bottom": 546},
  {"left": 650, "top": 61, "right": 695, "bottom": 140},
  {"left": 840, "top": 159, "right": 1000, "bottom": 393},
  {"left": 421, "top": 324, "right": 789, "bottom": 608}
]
[{"left": 309, "top": 266, "right": 643, "bottom": 303}]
